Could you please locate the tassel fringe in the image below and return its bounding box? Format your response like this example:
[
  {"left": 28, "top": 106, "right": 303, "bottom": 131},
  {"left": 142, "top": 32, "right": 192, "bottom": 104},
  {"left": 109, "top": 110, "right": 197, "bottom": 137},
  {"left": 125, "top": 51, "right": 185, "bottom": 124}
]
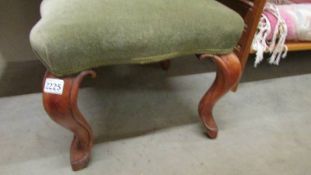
[{"left": 252, "top": 3, "right": 288, "bottom": 67}]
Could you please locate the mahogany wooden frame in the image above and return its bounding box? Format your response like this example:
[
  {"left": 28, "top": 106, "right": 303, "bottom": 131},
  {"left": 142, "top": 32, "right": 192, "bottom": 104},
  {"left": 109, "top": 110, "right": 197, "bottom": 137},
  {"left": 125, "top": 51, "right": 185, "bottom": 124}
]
[{"left": 40, "top": 0, "right": 267, "bottom": 171}]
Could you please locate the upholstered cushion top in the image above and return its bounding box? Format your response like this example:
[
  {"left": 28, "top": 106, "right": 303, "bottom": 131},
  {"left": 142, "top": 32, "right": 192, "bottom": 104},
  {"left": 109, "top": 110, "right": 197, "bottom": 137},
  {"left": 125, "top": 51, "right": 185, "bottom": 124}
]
[{"left": 30, "top": 0, "right": 244, "bottom": 76}]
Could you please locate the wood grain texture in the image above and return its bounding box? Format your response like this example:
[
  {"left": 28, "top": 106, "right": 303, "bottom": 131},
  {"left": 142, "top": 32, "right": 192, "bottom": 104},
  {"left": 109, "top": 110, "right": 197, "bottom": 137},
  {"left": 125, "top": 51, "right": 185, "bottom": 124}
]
[
  {"left": 42, "top": 70, "right": 96, "bottom": 171},
  {"left": 198, "top": 53, "right": 241, "bottom": 138}
]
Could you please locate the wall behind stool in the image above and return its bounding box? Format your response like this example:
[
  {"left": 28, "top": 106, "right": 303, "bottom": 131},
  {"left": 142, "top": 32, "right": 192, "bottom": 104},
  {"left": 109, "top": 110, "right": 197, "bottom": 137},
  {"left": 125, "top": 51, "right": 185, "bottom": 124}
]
[{"left": 0, "top": 0, "right": 45, "bottom": 97}]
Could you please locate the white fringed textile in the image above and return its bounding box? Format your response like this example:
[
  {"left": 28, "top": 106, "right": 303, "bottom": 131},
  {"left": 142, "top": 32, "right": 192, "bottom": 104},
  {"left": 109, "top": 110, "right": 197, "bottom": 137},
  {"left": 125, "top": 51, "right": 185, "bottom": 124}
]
[{"left": 252, "top": 3, "right": 288, "bottom": 67}]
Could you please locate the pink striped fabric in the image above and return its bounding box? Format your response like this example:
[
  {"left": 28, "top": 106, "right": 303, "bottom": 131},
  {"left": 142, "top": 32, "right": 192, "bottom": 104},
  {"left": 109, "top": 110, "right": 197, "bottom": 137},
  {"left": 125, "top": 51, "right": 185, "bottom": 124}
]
[{"left": 264, "top": 3, "right": 311, "bottom": 41}]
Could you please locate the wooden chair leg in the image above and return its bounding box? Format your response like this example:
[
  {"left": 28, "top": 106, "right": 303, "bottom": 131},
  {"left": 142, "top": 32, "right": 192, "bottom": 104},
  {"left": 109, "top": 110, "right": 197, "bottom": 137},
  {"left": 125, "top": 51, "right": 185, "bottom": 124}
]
[
  {"left": 42, "top": 70, "right": 96, "bottom": 171},
  {"left": 198, "top": 53, "right": 241, "bottom": 138}
]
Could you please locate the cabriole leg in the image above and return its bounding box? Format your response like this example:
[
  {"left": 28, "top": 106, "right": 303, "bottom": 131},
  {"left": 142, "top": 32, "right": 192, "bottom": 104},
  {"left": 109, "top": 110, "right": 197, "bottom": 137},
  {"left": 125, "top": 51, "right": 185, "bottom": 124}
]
[
  {"left": 198, "top": 53, "right": 241, "bottom": 138},
  {"left": 42, "top": 70, "right": 96, "bottom": 171}
]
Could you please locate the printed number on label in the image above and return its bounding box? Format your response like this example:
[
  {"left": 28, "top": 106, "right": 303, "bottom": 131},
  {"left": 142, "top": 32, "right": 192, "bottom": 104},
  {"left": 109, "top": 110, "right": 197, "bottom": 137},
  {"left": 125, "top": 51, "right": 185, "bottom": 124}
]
[{"left": 44, "top": 78, "right": 64, "bottom": 95}]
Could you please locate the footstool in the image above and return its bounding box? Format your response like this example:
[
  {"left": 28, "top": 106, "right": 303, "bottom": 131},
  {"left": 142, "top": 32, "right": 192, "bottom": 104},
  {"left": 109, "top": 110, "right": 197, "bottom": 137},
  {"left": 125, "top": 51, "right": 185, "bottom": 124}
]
[{"left": 30, "top": 0, "right": 246, "bottom": 171}]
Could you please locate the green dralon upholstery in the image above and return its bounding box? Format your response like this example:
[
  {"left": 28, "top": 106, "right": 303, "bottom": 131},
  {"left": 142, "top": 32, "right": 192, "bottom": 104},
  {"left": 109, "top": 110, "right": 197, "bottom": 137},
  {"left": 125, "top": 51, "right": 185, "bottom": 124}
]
[{"left": 30, "top": 0, "right": 244, "bottom": 76}]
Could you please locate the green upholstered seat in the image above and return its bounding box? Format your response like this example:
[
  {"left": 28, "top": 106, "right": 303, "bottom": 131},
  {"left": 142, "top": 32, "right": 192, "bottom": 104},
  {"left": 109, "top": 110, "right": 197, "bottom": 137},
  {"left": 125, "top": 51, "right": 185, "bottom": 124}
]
[{"left": 30, "top": 0, "right": 244, "bottom": 76}]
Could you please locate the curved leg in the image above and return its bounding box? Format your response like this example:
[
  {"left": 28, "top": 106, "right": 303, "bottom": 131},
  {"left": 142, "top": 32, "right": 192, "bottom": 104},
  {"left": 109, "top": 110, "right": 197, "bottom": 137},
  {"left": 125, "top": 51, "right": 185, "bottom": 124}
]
[
  {"left": 42, "top": 70, "right": 96, "bottom": 171},
  {"left": 198, "top": 53, "right": 241, "bottom": 139}
]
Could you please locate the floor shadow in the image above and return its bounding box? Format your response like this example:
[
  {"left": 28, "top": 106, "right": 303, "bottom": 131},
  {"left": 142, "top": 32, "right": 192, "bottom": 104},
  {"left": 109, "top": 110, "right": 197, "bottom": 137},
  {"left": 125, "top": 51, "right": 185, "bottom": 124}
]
[
  {"left": 77, "top": 63, "right": 205, "bottom": 143},
  {"left": 241, "top": 51, "right": 311, "bottom": 83}
]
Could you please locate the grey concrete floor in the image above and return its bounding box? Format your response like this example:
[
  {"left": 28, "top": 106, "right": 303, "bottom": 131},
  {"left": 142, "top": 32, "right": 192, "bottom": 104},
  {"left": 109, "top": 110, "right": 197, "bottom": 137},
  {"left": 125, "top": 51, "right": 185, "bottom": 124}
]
[{"left": 0, "top": 59, "right": 311, "bottom": 175}]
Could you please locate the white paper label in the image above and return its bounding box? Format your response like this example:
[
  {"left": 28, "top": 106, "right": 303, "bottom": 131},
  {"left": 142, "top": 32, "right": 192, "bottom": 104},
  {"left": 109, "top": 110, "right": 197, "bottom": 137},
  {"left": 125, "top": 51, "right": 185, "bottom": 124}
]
[{"left": 44, "top": 78, "right": 64, "bottom": 95}]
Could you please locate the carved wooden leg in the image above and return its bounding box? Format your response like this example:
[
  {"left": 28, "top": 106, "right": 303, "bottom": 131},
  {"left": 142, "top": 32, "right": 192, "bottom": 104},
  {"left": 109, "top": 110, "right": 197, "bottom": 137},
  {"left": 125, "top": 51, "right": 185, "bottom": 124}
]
[
  {"left": 160, "top": 60, "right": 171, "bottom": 70},
  {"left": 42, "top": 70, "right": 96, "bottom": 171},
  {"left": 198, "top": 53, "right": 241, "bottom": 139}
]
